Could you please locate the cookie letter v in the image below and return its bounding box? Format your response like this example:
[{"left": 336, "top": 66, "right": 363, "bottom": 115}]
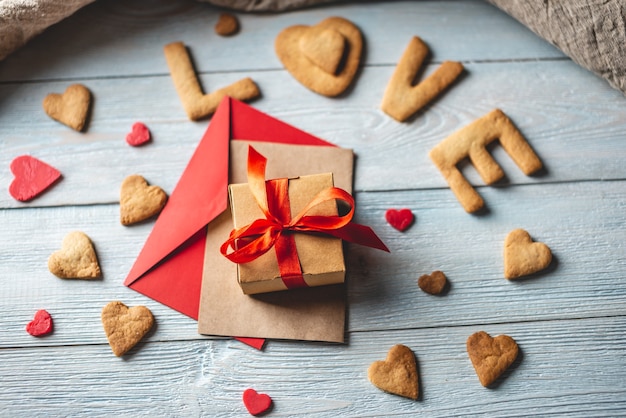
[{"left": 381, "top": 36, "right": 463, "bottom": 122}]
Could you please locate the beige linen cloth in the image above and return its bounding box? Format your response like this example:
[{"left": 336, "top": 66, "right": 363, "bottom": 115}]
[
  {"left": 1, "top": 0, "right": 624, "bottom": 92},
  {"left": 487, "top": 0, "right": 626, "bottom": 96}
]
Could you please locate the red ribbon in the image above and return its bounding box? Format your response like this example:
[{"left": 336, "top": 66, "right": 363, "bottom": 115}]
[{"left": 220, "top": 146, "right": 389, "bottom": 288}]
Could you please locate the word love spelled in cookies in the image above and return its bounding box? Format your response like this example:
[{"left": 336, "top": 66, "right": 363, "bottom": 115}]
[
  {"left": 42, "top": 84, "right": 92, "bottom": 132},
  {"left": 430, "top": 109, "right": 543, "bottom": 213},
  {"left": 504, "top": 229, "right": 552, "bottom": 279},
  {"left": 275, "top": 16, "right": 362, "bottom": 97},
  {"left": 368, "top": 344, "right": 419, "bottom": 400},
  {"left": 101, "top": 301, "right": 154, "bottom": 357},
  {"left": 48, "top": 231, "right": 101, "bottom": 279},
  {"left": 120, "top": 174, "right": 168, "bottom": 226},
  {"left": 164, "top": 41, "right": 259, "bottom": 121},
  {"left": 467, "top": 331, "right": 519, "bottom": 387},
  {"left": 381, "top": 36, "right": 464, "bottom": 122}
]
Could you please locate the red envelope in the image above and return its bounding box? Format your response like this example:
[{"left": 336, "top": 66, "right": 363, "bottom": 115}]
[{"left": 124, "top": 97, "right": 336, "bottom": 326}]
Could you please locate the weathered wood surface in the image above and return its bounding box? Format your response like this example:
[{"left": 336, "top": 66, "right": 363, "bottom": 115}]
[
  {"left": 1, "top": 60, "right": 624, "bottom": 209},
  {"left": 1, "top": 0, "right": 625, "bottom": 416},
  {"left": 3, "top": 317, "right": 626, "bottom": 416}
]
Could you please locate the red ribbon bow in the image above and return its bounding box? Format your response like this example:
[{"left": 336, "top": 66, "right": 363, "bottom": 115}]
[{"left": 220, "top": 146, "right": 389, "bottom": 288}]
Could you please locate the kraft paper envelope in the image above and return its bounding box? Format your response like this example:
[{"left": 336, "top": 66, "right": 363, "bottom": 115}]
[
  {"left": 125, "top": 98, "right": 347, "bottom": 349},
  {"left": 198, "top": 140, "right": 354, "bottom": 343}
]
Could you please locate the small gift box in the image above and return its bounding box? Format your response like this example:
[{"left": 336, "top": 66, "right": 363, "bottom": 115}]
[
  {"left": 228, "top": 172, "right": 346, "bottom": 294},
  {"left": 221, "top": 146, "right": 389, "bottom": 295}
]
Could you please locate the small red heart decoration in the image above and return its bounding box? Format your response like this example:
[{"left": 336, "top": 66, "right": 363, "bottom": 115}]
[
  {"left": 26, "top": 310, "right": 53, "bottom": 336},
  {"left": 125, "top": 122, "right": 151, "bottom": 146},
  {"left": 9, "top": 155, "right": 62, "bottom": 202},
  {"left": 243, "top": 388, "right": 272, "bottom": 416},
  {"left": 385, "top": 208, "right": 414, "bottom": 231}
]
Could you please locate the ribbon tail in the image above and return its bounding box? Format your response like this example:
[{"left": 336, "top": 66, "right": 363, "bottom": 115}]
[{"left": 330, "top": 223, "right": 390, "bottom": 252}]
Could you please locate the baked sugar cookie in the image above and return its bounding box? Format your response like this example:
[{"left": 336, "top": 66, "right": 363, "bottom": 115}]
[{"left": 275, "top": 17, "right": 362, "bottom": 97}]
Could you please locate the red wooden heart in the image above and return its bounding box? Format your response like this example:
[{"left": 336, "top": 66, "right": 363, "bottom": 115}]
[
  {"left": 243, "top": 388, "right": 272, "bottom": 416},
  {"left": 26, "top": 310, "right": 53, "bottom": 336},
  {"left": 126, "top": 122, "right": 151, "bottom": 146},
  {"left": 9, "top": 155, "right": 62, "bottom": 202},
  {"left": 385, "top": 208, "right": 414, "bottom": 231}
]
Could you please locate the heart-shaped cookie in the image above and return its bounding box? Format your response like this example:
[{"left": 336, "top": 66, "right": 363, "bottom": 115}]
[
  {"left": 9, "top": 155, "right": 62, "bottom": 202},
  {"left": 26, "top": 309, "right": 53, "bottom": 337},
  {"left": 120, "top": 175, "right": 168, "bottom": 226},
  {"left": 418, "top": 270, "right": 447, "bottom": 295},
  {"left": 242, "top": 388, "right": 272, "bottom": 416},
  {"left": 126, "top": 122, "right": 151, "bottom": 146},
  {"left": 42, "top": 84, "right": 91, "bottom": 132},
  {"left": 385, "top": 208, "right": 414, "bottom": 231},
  {"left": 215, "top": 13, "right": 239, "bottom": 36},
  {"left": 467, "top": 331, "right": 518, "bottom": 387},
  {"left": 48, "top": 231, "right": 101, "bottom": 279},
  {"left": 275, "top": 16, "right": 362, "bottom": 97},
  {"left": 299, "top": 27, "right": 345, "bottom": 75},
  {"left": 504, "top": 229, "right": 552, "bottom": 279},
  {"left": 101, "top": 301, "right": 154, "bottom": 357},
  {"left": 368, "top": 344, "right": 419, "bottom": 400}
]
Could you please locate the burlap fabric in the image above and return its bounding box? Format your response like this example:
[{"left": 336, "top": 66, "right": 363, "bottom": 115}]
[
  {"left": 1, "top": 0, "right": 624, "bottom": 96},
  {"left": 0, "top": 0, "right": 94, "bottom": 61},
  {"left": 487, "top": 0, "right": 626, "bottom": 95}
]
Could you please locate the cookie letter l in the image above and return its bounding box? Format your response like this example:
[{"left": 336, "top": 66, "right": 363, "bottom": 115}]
[{"left": 164, "top": 41, "right": 259, "bottom": 121}]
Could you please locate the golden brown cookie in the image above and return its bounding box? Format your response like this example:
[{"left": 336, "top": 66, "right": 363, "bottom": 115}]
[
  {"left": 214, "top": 13, "right": 239, "bottom": 36},
  {"left": 467, "top": 331, "right": 518, "bottom": 387},
  {"left": 418, "top": 270, "right": 447, "bottom": 295},
  {"left": 120, "top": 174, "right": 168, "bottom": 226},
  {"left": 429, "top": 109, "right": 543, "bottom": 213},
  {"left": 101, "top": 301, "right": 154, "bottom": 357},
  {"left": 275, "top": 16, "right": 362, "bottom": 97},
  {"left": 504, "top": 229, "right": 552, "bottom": 279},
  {"left": 381, "top": 36, "right": 463, "bottom": 122},
  {"left": 42, "top": 84, "right": 92, "bottom": 132},
  {"left": 163, "top": 41, "right": 260, "bottom": 120},
  {"left": 368, "top": 344, "right": 419, "bottom": 400},
  {"left": 299, "top": 26, "right": 345, "bottom": 75},
  {"left": 48, "top": 231, "right": 101, "bottom": 279}
]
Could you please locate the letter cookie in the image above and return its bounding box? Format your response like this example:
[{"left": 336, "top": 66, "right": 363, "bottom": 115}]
[
  {"left": 164, "top": 41, "right": 259, "bottom": 120},
  {"left": 381, "top": 36, "right": 463, "bottom": 122},
  {"left": 429, "top": 109, "right": 542, "bottom": 213}
]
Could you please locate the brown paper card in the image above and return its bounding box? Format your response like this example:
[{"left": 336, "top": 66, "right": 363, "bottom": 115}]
[{"left": 197, "top": 140, "right": 354, "bottom": 343}]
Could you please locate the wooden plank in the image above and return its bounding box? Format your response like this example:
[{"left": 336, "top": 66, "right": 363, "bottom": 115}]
[
  {"left": 1, "top": 180, "right": 624, "bottom": 348},
  {"left": 347, "top": 180, "right": 626, "bottom": 332},
  {"left": 0, "top": 204, "right": 201, "bottom": 349},
  {"left": 0, "top": 0, "right": 565, "bottom": 83},
  {"left": 1, "top": 316, "right": 625, "bottom": 416},
  {"left": 1, "top": 60, "right": 624, "bottom": 209}
]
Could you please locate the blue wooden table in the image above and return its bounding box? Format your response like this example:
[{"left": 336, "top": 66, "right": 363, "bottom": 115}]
[{"left": 1, "top": 0, "right": 625, "bottom": 416}]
